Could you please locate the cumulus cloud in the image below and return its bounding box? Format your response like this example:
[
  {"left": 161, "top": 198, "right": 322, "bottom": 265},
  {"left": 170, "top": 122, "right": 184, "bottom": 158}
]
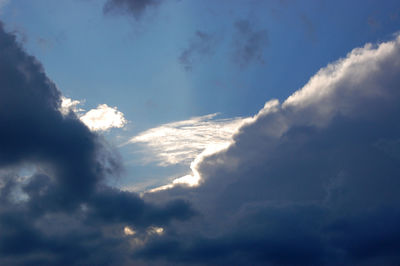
[
  {"left": 60, "top": 97, "right": 127, "bottom": 132},
  {"left": 140, "top": 35, "right": 400, "bottom": 265},
  {"left": 231, "top": 19, "right": 268, "bottom": 68},
  {"left": 80, "top": 104, "right": 127, "bottom": 131},
  {"left": 59, "top": 96, "right": 83, "bottom": 115},
  {"left": 0, "top": 21, "right": 194, "bottom": 265},
  {"left": 103, "top": 0, "right": 160, "bottom": 20}
]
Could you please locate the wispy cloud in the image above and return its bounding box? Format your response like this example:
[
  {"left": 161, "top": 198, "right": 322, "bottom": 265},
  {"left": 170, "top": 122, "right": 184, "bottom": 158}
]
[
  {"left": 103, "top": 0, "right": 160, "bottom": 20},
  {"left": 128, "top": 113, "right": 247, "bottom": 166},
  {"left": 179, "top": 31, "right": 219, "bottom": 71},
  {"left": 232, "top": 19, "right": 268, "bottom": 68}
]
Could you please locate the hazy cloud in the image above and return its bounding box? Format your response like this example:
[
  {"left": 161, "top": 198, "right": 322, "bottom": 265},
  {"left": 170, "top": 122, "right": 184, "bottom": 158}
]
[
  {"left": 179, "top": 31, "right": 219, "bottom": 71},
  {"left": 103, "top": 0, "right": 160, "bottom": 20},
  {"left": 232, "top": 19, "right": 268, "bottom": 68},
  {"left": 300, "top": 14, "right": 317, "bottom": 42}
]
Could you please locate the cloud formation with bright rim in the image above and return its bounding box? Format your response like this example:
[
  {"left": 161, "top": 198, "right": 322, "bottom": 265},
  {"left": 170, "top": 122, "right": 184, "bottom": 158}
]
[
  {"left": 128, "top": 113, "right": 248, "bottom": 166},
  {"left": 80, "top": 104, "right": 127, "bottom": 132},
  {"left": 60, "top": 97, "right": 127, "bottom": 132}
]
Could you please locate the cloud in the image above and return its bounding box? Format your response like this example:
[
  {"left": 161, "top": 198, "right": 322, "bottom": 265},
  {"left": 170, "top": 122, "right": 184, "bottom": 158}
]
[
  {"left": 80, "top": 104, "right": 127, "bottom": 131},
  {"left": 60, "top": 97, "right": 127, "bottom": 132},
  {"left": 300, "top": 14, "right": 317, "bottom": 42},
  {"left": 140, "top": 35, "right": 400, "bottom": 264},
  {"left": 129, "top": 113, "right": 247, "bottom": 166},
  {"left": 0, "top": 21, "right": 194, "bottom": 265},
  {"left": 231, "top": 19, "right": 268, "bottom": 68},
  {"left": 59, "top": 96, "right": 83, "bottom": 115},
  {"left": 179, "top": 20, "right": 269, "bottom": 71},
  {"left": 179, "top": 31, "right": 219, "bottom": 71},
  {"left": 103, "top": 0, "right": 160, "bottom": 20}
]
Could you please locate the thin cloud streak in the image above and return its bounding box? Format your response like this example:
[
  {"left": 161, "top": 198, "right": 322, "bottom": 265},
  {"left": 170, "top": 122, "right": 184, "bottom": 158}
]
[{"left": 128, "top": 113, "right": 249, "bottom": 166}]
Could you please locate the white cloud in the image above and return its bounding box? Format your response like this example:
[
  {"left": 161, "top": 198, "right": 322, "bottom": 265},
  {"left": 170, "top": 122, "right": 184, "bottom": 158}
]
[
  {"left": 282, "top": 39, "right": 400, "bottom": 125},
  {"left": 128, "top": 113, "right": 251, "bottom": 191},
  {"left": 129, "top": 113, "right": 249, "bottom": 166},
  {"left": 60, "top": 97, "right": 127, "bottom": 132},
  {"left": 80, "top": 104, "right": 127, "bottom": 132},
  {"left": 60, "top": 96, "right": 83, "bottom": 115},
  {"left": 124, "top": 226, "right": 136, "bottom": 236},
  {"left": 146, "top": 226, "right": 164, "bottom": 235}
]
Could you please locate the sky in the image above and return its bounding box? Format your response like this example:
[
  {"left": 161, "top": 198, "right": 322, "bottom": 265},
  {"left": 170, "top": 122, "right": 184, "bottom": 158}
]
[{"left": 1, "top": 0, "right": 400, "bottom": 265}]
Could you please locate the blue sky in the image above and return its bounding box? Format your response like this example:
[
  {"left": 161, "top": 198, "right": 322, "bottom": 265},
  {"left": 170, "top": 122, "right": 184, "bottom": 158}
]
[{"left": 1, "top": 1, "right": 400, "bottom": 264}]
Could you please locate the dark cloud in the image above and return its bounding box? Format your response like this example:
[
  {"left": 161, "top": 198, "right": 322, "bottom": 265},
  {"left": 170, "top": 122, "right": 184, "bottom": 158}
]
[
  {"left": 179, "top": 30, "right": 219, "bottom": 71},
  {"left": 103, "top": 0, "right": 160, "bottom": 20},
  {"left": 231, "top": 19, "right": 268, "bottom": 68},
  {"left": 141, "top": 35, "right": 400, "bottom": 265},
  {"left": 0, "top": 21, "right": 193, "bottom": 265},
  {"left": 179, "top": 20, "right": 268, "bottom": 71}
]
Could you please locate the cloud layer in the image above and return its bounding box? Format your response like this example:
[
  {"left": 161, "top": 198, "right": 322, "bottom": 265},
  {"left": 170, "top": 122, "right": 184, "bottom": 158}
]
[{"left": 141, "top": 35, "right": 400, "bottom": 265}]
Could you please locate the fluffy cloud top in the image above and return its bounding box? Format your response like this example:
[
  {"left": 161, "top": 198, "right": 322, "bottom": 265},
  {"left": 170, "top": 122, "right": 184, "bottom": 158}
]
[
  {"left": 60, "top": 98, "right": 127, "bottom": 132},
  {"left": 80, "top": 104, "right": 127, "bottom": 132}
]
